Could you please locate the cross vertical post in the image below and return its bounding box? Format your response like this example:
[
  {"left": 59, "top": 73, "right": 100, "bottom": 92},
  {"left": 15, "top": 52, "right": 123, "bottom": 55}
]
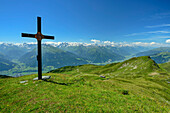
[
  {"left": 21, "top": 17, "right": 55, "bottom": 80},
  {"left": 37, "top": 17, "right": 42, "bottom": 80},
  {"left": 37, "top": 40, "right": 42, "bottom": 79}
]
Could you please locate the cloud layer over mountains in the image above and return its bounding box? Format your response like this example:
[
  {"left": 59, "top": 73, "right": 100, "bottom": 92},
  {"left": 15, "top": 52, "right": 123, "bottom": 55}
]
[{"left": 0, "top": 39, "right": 170, "bottom": 48}]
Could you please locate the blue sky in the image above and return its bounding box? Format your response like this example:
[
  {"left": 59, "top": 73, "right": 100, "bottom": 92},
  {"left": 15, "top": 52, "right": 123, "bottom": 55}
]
[{"left": 0, "top": 0, "right": 170, "bottom": 45}]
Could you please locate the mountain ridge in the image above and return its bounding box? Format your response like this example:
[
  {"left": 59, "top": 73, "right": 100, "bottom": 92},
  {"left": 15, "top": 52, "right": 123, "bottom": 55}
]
[
  {"left": 151, "top": 52, "right": 170, "bottom": 63},
  {"left": 136, "top": 47, "right": 170, "bottom": 63},
  {"left": 50, "top": 56, "right": 164, "bottom": 78},
  {"left": 60, "top": 45, "right": 125, "bottom": 63},
  {"left": 136, "top": 47, "right": 170, "bottom": 57}
]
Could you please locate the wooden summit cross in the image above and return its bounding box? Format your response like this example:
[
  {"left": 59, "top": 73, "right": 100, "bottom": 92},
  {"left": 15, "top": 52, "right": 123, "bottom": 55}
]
[{"left": 21, "top": 17, "right": 54, "bottom": 80}]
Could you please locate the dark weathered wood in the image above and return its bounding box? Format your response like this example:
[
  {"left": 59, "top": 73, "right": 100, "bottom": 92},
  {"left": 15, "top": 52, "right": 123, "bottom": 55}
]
[
  {"left": 22, "top": 33, "right": 35, "bottom": 38},
  {"left": 38, "top": 40, "right": 42, "bottom": 79},
  {"left": 37, "top": 17, "right": 41, "bottom": 33},
  {"left": 43, "top": 35, "right": 55, "bottom": 39},
  {"left": 21, "top": 17, "right": 54, "bottom": 80},
  {"left": 37, "top": 17, "right": 42, "bottom": 80}
]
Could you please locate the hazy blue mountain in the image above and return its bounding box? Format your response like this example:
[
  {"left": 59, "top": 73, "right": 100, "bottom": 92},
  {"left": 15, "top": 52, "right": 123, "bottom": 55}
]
[
  {"left": 60, "top": 45, "right": 125, "bottom": 63},
  {"left": 105, "top": 46, "right": 151, "bottom": 56},
  {"left": 0, "top": 51, "right": 17, "bottom": 71},
  {"left": 135, "top": 47, "right": 170, "bottom": 63},
  {"left": 0, "top": 52, "right": 7, "bottom": 59},
  {"left": 0, "top": 42, "right": 152, "bottom": 60},
  {"left": 0, "top": 57, "right": 16, "bottom": 71},
  {"left": 151, "top": 52, "right": 170, "bottom": 63},
  {"left": 0, "top": 43, "right": 35, "bottom": 60},
  {"left": 136, "top": 47, "right": 170, "bottom": 57},
  {"left": 19, "top": 45, "right": 88, "bottom": 68}
]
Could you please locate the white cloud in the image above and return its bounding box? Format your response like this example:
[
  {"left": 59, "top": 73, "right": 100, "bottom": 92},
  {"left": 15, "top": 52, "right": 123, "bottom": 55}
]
[
  {"left": 148, "top": 31, "right": 170, "bottom": 33},
  {"left": 125, "top": 30, "right": 170, "bottom": 36},
  {"left": 44, "top": 42, "right": 58, "bottom": 45},
  {"left": 103, "top": 41, "right": 111, "bottom": 43},
  {"left": 146, "top": 24, "right": 170, "bottom": 28},
  {"left": 91, "top": 39, "right": 100, "bottom": 43},
  {"left": 44, "top": 42, "right": 55, "bottom": 44},
  {"left": 166, "top": 39, "right": 170, "bottom": 43},
  {"left": 132, "top": 42, "right": 145, "bottom": 46},
  {"left": 15, "top": 43, "right": 22, "bottom": 46},
  {"left": 155, "top": 36, "right": 170, "bottom": 39},
  {"left": 0, "top": 40, "right": 170, "bottom": 47},
  {"left": 136, "top": 36, "right": 170, "bottom": 41},
  {"left": 131, "top": 42, "right": 161, "bottom": 47},
  {"left": 26, "top": 42, "right": 37, "bottom": 44},
  {"left": 103, "top": 41, "right": 115, "bottom": 44},
  {"left": 150, "top": 42, "right": 156, "bottom": 45},
  {"left": 144, "top": 12, "right": 170, "bottom": 21}
]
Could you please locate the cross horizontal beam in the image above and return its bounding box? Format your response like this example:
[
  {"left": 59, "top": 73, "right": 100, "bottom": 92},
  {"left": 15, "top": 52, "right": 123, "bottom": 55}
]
[
  {"left": 22, "top": 33, "right": 54, "bottom": 40},
  {"left": 43, "top": 35, "right": 54, "bottom": 39},
  {"left": 22, "top": 33, "right": 35, "bottom": 38}
]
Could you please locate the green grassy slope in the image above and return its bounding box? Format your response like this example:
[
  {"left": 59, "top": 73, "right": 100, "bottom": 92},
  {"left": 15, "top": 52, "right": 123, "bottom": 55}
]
[
  {"left": 0, "top": 56, "right": 169, "bottom": 112},
  {"left": 159, "top": 62, "right": 170, "bottom": 73},
  {"left": 50, "top": 56, "right": 163, "bottom": 77}
]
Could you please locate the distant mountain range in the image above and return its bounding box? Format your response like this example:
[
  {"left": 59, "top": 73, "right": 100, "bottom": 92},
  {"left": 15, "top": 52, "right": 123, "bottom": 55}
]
[
  {"left": 0, "top": 43, "right": 35, "bottom": 60},
  {"left": 0, "top": 42, "right": 150, "bottom": 62},
  {"left": 61, "top": 45, "right": 125, "bottom": 63},
  {"left": 19, "top": 45, "right": 88, "bottom": 68},
  {"left": 151, "top": 52, "right": 170, "bottom": 63},
  {"left": 136, "top": 47, "right": 170, "bottom": 56},
  {"left": 0, "top": 42, "right": 169, "bottom": 76},
  {"left": 136, "top": 47, "right": 170, "bottom": 63}
]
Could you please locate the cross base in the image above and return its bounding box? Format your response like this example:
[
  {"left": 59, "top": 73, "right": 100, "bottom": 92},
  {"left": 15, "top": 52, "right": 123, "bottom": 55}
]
[{"left": 33, "top": 76, "right": 51, "bottom": 80}]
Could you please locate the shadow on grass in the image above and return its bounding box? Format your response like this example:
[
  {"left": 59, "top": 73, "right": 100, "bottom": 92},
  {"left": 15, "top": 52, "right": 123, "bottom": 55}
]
[
  {"left": 0, "top": 75, "right": 13, "bottom": 78},
  {"left": 43, "top": 80, "right": 73, "bottom": 86}
]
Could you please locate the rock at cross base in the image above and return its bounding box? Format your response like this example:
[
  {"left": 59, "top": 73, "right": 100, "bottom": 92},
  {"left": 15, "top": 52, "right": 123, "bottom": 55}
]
[{"left": 33, "top": 76, "right": 51, "bottom": 80}]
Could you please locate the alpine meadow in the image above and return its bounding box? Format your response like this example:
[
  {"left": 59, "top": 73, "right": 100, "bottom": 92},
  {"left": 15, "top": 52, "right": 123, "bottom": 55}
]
[{"left": 0, "top": 56, "right": 170, "bottom": 112}]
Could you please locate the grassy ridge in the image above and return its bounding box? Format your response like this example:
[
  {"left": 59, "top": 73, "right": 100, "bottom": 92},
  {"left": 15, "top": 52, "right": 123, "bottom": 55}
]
[
  {"left": 50, "top": 56, "right": 162, "bottom": 77},
  {"left": 0, "top": 56, "right": 169, "bottom": 112},
  {"left": 159, "top": 62, "right": 170, "bottom": 73}
]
